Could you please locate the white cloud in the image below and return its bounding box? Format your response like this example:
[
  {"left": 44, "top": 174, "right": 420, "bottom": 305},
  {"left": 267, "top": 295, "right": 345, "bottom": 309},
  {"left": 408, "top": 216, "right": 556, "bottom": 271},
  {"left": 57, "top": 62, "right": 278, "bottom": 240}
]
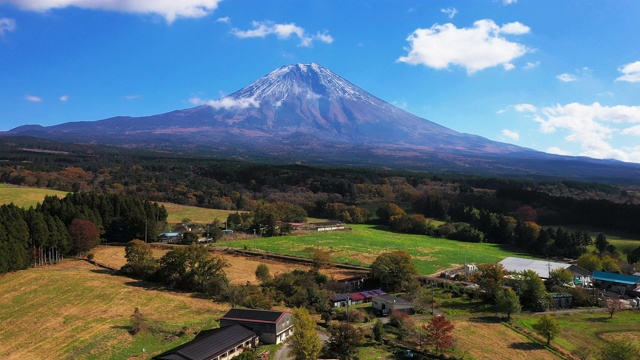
[
  {"left": 556, "top": 73, "right": 577, "bottom": 82},
  {"left": 397, "top": 19, "right": 530, "bottom": 74},
  {"left": 0, "top": 17, "right": 16, "bottom": 35},
  {"left": 523, "top": 61, "right": 540, "bottom": 69},
  {"left": 501, "top": 129, "right": 520, "bottom": 140},
  {"left": 190, "top": 96, "right": 259, "bottom": 110},
  {"left": 530, "top": 102, "right": 640, "bottom": 162},
  {"left": 441, "top": 7, "right": 457, "bottom": 19},
  {"left": 616, "top": 61, "right": 640, "bottom": 83},
  {"left": 622, "top": 125, "right": 640, "bottom": 136},
  {"left": 315, "top": 31, "right": 334, "bottom": 44},
  {"left": 546, "top": 147, "right": 570, "bottom": 156},
  {"left": 4, "top": 0, "right": 222, "bottom": 24},
  {"left": 392, "top": 101, "right": 408, "bottom": 108},
  {"left": 59, "top": 95, "right": 69, "bottom": 102},
  {"left": 503, "top": 0, "right": 517, "bottom": 5},
  {"left": 216, "top": 16, "right": 230, "bottom": 23},
  {"left": 503, "top": 63, "right": 515, "bottom": 71},
  {"left": 231, "top": 20, "right": 332, "bottom": 47},
  {"left": 514, "top": 103, "right": 537, "bottom": 113},
  {"left": 26, "top": 95, "right": 42, "bottom": 102}
]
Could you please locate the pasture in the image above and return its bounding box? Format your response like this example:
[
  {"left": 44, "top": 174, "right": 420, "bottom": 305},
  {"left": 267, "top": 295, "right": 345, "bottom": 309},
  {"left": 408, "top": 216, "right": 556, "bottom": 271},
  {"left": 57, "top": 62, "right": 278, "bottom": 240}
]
[
  {"left": 0, "top": 184, "right": 67, "bottom": 208},
  {"left": 0, "top": 259, "right": 226, "bottom": 359},
  {"left": 158, "top": 202, "right": 244, "bottom": 224},
  {"left": 216, "top": 224, "right": 532, "bottom": 275}
]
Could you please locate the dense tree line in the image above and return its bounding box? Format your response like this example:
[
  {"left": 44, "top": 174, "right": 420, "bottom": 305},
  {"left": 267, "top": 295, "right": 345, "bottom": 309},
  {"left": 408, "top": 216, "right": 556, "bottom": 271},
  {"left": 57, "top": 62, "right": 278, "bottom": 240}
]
[
  {"left": 3, "top": 137, "right": 640, "bottom": 256},
  {"left": 0, "top": 192, "right": 167, "bottom": 275}
]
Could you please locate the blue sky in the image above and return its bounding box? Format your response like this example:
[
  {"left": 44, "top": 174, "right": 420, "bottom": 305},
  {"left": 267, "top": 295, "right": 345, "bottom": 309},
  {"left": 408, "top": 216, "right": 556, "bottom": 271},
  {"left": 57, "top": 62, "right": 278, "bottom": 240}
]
[{"left": 2, "top": 0, "right": 640, "bottom": 162}]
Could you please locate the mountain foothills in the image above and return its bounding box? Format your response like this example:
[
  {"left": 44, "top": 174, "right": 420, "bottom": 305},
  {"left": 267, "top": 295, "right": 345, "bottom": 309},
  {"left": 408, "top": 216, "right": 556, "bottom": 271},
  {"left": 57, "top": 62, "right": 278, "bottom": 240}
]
[{"left": 4, "top": 63, "right": 640, "bottom": 183}]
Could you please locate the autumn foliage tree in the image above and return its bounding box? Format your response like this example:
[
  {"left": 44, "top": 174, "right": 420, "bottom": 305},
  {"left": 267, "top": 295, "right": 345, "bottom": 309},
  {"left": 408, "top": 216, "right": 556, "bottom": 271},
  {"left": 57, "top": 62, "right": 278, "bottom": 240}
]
[
  {"left": 68, "top": 218, "right": 100, "bottom": 253},
  {"left": 289, "top": 307, "right": 321, "bottom": 360},
  {"left": 424, "top": 315, "right": 455, "bottom": 354}
]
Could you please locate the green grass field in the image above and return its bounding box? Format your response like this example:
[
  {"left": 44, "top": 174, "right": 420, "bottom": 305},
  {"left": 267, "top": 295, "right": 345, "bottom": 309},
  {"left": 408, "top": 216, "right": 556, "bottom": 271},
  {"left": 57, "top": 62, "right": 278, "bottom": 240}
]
[
  {"left": 514, "top": 310, "right": 640, "bottom": 355},
  {"left": 0, "top": 184, "right": 67, "bottom": 208},
  {"left": 217, "top": 224, "right": 533, "bottom": 274},
  {"left": 158, "top": 202, "right": 246, "bottom": 224}
]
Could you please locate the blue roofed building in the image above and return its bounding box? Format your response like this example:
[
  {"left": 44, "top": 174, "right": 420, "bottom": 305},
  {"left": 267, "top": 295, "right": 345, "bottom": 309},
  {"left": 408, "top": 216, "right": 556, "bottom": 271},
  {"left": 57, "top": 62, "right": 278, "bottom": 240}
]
[{"left": 593, "top": 271, "right": 640, "bottom": 296}]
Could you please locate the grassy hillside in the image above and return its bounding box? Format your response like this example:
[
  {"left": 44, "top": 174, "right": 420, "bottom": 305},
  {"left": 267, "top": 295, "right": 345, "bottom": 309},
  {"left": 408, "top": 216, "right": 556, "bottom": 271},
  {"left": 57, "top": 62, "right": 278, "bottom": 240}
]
[
  {"left": 217, "top": 224, "right": 532, "bottom": 274},
  {"left": 0, "top": 184, "right": 67, "bottom": 208},
  {"left": 0, "top": 259, "right": 226, "bottom": 359}
]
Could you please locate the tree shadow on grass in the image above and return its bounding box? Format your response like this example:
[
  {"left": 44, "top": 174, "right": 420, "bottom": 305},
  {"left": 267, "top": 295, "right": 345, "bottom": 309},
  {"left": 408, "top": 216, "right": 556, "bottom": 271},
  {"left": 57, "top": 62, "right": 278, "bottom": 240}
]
[
  {"left": 468, "top": 315, "right": 502, "bottom": 323},
  {"left": 90, "top": 268, "right": 115, "bottom": 275},
  {"left": 585, "top": 316, "right": 612, "bottom": 323},
  {"left": 508, "top": 342, "right": 546, "bottom": 351}
]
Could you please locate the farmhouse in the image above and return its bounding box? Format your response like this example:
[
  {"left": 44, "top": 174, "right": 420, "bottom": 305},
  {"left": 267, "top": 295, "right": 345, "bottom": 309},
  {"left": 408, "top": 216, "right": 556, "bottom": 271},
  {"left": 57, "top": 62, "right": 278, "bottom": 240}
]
[
  {"left": 593, "top": 271, "right": 640, "bottom": 296},
  {"left": 499, "top": 256, "right": 591, "bottom": 281},
  {"left": 219, "top": 308, "right": 293, "bottom": 344},
  {"left": 153, "top": 323, "right": 258, "bottom": 360},
  {"left": 372, "top": 294, "right": 414, "bottom": 315},
  {"left": 157, "top": 232, "right": 182, "bottom": 243}
]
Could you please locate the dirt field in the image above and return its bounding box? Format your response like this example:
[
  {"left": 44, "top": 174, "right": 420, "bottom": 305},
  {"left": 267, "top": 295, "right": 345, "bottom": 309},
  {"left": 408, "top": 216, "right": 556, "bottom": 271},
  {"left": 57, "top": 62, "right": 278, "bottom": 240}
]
[
  {"left": 92, "top": 245, "right": 365, "bottom": 284},
  {"left": 453, "top": 319, "right": 560, "bottom": 360}
]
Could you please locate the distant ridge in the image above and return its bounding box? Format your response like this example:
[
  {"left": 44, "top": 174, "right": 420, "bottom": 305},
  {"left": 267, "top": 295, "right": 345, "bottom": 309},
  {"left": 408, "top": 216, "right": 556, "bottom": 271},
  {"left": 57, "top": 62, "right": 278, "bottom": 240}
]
[{"left": 3, "top": 63, "right": 640, "bottom": 184}]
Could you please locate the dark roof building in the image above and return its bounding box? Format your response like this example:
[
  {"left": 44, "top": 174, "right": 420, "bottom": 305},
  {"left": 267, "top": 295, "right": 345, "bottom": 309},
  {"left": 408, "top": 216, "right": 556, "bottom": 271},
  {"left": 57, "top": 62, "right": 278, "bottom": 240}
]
[
  {"left": 219, "top": 308, "right": 293, "bottom": 344},
  {"left": 153, "top": 324, "right": 258, "bottom": 360}
]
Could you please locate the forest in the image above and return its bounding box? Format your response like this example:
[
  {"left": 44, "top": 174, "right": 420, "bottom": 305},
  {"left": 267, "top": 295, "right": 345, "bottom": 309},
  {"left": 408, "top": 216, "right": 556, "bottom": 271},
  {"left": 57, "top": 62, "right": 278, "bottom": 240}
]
[
  {"left": 1, "top": 136, "right": 640, "bottom": 274},
  {"left": 0, "top": 192, "right": 166, "bottom": 274}
]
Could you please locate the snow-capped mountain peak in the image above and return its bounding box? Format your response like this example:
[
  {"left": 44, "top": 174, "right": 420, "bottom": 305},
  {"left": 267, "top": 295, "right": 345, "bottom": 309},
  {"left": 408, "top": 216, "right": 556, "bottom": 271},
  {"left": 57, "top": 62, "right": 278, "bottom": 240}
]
[{"left": 228, "top": 63, "right": 381, "bottom": 106}]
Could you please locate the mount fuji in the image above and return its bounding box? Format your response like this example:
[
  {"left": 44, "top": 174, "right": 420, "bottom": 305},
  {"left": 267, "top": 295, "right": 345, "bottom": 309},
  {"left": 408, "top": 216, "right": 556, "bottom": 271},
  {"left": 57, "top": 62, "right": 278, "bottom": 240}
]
[{"left": 4, "top": 63, "right": 640, "bottom": 182}]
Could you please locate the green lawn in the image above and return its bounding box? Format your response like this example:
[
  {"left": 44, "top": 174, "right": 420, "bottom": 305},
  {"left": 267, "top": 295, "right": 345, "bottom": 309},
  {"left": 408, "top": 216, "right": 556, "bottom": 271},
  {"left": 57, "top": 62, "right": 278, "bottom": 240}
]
[
  {"left": 217, "top": 224, "right": 532, "bottom": 274},
  {"left": 513, "top": 310, "right": 640, "bottom": 354},
  {"left": 0, "top": 184, "right": 67, "bottom": 208}
]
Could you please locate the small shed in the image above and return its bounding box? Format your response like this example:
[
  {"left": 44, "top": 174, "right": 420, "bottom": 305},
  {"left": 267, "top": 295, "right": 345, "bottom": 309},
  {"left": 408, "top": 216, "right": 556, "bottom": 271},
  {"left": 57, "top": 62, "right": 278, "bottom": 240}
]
[
  {"left": 551, "top": 292, "right": 573, "bottom": 309},
  {"left": 338, "top": 275, "right": 365, "bottom": 292},
  {"left": 348, "top": 292, "right": 366, "bottom": 305},
  {"left": 360, "top": 289, "right": 386, "bottom": 303},
  {"left": 372, "top": 295, "right": 414, "bottom": 315},
  {"left": 330, "top": 293, "right": 350, "bottom": 308}
]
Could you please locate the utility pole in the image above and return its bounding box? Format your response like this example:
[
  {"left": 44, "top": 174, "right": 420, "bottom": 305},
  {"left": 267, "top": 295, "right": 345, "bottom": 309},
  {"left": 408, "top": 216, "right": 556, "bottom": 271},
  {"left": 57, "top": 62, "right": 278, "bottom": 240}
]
[{"left": 145, "top": 218, "right": 148, "bottom": 243}]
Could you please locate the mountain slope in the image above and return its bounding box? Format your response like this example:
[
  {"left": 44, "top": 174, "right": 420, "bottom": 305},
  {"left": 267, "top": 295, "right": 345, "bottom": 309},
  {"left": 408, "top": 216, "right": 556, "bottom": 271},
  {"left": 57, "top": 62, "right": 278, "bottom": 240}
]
[{"left": 3, "top": 63, "right": 640, "bottom": 183}]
